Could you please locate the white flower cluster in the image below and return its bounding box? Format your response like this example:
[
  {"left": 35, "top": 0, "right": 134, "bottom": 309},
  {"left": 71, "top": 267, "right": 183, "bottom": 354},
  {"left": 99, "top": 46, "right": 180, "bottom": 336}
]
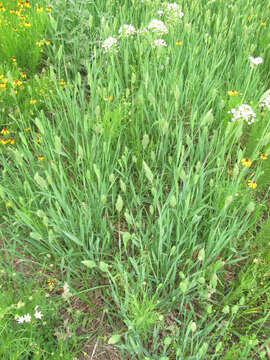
[
  {"left": 153, "top": 38, "right": 167, "bottom": 47},
  {"left": 16, "top": 306, "right": 43, "bottom": 324},
  {"left": 160, "top": 2, "right": 184, "bottom": 23},
  {"left": 148, "top": 19, "right": 168, "bottom": 35},
  {"left": 102, "top": 37, "right": 118, "bottom": 52},
  {"left": 230, "top": 104, "right": 256, "bottom": 125},
  {"left": 260, "top": 89, "right": 270, "bottom": 111},
  {"left": 249, "top": 56, "right": 263, "bottom": 67},
  {"left": 119, "top": 24, "right": 136, "bottom": 38}
]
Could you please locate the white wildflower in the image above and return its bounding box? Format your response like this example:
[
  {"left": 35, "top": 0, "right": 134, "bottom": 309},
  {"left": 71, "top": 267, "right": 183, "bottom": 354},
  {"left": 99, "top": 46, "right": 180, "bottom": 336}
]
[
  {"left": 153, "top": 39, "right": 167, "bottom": 47},
  {"left": 260, "top": 89, "right": 270, "bottom": 111},
  {"left": 119, "top": 24, "right": 136, "bottom": 38},
  {"left": 249, "top": 56, "right": 263, "bottom": 67},
  {"left": 157, "top": 10, "right": 164, "bottom": 16},
  {"left": 34, "top": 311, "right": 43, "bottom": 320},
  {"left": 230, "top": 104, "right": 256, "bottom": 125},
  {"left": 102, "top": 37, "right": 118, "bottom": 52},
  {"left": 162, "top": 2, "right": 184, "bottom": 23},
  {"left": 23, "top": 313, "right": 31, "bottom": 323},
  {"left": 148, "top": 19, "right": 168, "bottom": 35},
  {"left": 17, "top": 315, "right": 25, "bottom": 324}
]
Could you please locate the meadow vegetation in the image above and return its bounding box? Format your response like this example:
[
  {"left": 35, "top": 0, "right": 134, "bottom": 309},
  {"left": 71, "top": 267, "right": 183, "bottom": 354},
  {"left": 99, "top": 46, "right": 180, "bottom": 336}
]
[{"left": 1, "top": 0, "right": 270, "bottom": 359}]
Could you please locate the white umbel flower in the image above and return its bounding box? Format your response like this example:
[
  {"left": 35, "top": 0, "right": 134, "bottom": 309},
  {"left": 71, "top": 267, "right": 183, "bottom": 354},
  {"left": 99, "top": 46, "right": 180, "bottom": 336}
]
[
  {"left": 153, "top": 39, "right": 167, "bottom": 47},
  {"left": 230, "top": 104, "right": 256, "bottom": 125},
  {"left": 260, "top": 89, "right": 270, "bottom": 111},
  {"left": 102, "top": 37, "right": 118, "bottom": 52},
  {"left": 148, "top": 19, "right": 168, "bottom": 35},
  {"left": 119, "top": 24, "right": 136, "bottom": 38},
  {"left": 162, "top": 2, "right": 184, "bottom": 23}
]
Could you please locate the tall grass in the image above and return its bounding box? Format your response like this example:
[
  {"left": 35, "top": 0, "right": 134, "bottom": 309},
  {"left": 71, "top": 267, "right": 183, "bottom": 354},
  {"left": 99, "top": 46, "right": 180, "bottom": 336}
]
[{"left": 1, "top": 0, "right": 270, "bottom": 358}]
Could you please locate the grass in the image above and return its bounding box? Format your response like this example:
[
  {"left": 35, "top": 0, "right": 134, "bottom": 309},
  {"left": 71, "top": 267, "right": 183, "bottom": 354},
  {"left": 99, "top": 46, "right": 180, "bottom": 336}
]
[{"left": 1, "top": 0, "right": 270, "bottom": 359}]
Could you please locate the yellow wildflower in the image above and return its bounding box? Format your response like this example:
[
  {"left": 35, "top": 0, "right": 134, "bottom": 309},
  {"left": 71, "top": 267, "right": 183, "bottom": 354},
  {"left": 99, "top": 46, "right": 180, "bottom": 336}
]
[
  {"left": 21, "top": 72, "right": 26, "bottom": 78},
  {"left": 30, "top": 99, "right": 37, "bottom": 105},
  {"left": 248, "top": 180, "right": 257, "bottom": 189},
  {"left": 24, "top": 22, "right": 31, "bottom": 27},
  {"left": 260, "top": 153, "right": 267, "bottom": 160},
  {"left": 36, "top": 40, "right": 44, "bottom": 47},
  {"left": 176, "top": 41, "right": 183, "bottom": 45},
  {"left": 228, "top": 90, "right": 238, "bottom": 96},
  {"left": 9, "top": 138, "right": 14, "bottom": 144},
  {"left": 45, "top": 40, "right": 51, "bottom": 45},
  {"left": 1, "top": 128, "right": 9, "bottom": 135},
  {"left": 38, "top": 156, "right": 45, "bottom": 161},
  {"left": 241, "top": 158, "right": 252, "bottom": 167},
  {"left": 37, "top": 6, "right": 43, "bottom": 13},
  {"left": 46, "top": 7, "right": 52, "bottom": 12}
]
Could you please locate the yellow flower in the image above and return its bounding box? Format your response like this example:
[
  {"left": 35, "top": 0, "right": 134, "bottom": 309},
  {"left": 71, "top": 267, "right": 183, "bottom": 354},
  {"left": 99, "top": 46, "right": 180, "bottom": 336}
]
[
  {"left": 228, "top": 90, "right": 238, "bottom": 96},
  {"left": 0, "top": 138, "right": 8, "bottom": 144},
  {"left": 1, "top": 128, "right": 9, "bottom": 135},
  {"left": 248, "top": 180, "right": 257, "bottom": 189},
  {"left": 36, "top": 40, "right": 44, "bottom": 47},
  {"left": 37, "top": 6, "right": 43, "bottom": 13},
  {"left": 104, "top": 96, "right": 113, "bottom": 101},
  {"left": 227, "top": 169, "right": 232, "bottom": 174},
  {"left": 47, "top": 278, "right": 56, "bottom": 291},
  {"left": 11, "top": 56, "right": 16, "bottom": 62},
  {"left": 260, "top": 153, "right": 267, "bottom": 160},
  {"left": 24, "top": 0, "right": 30, "bottom": 8},
  {"left": 38, "top": 156, "right": 45, "bottom": 161},
  {"left": 24, "top": 22, "right": 31, "bottom": 27},
  {"left": 176, "top": 41, "right": 183, "bottom": 45},
  {"left": 36, "top": 137, "right": 40, "bottom": 143},
  {"left": 9, "top": 138, "right": 14, "bottom": 144},
  {"left": 261, "top": 21, "right": 266, "bottom": 26},
  {"left": 46, "top": 7, "right": 52, "bottom": 12},
  {"left": 45, "top": 40, "right": 51, "bottom": 45},
  {"left": 13, "top": 80, "right": 22, "bottom": 87},
  {"left": 25, "top": 127, "right": 30, "bottom": 131},
  {"left": 241, "top": 158, "right": 252, "bottom": 167},
  {"left": 14, "top": 89, "right": 18, "bottom": 94},
  {"left": 60, "top": 79, "right": 66, "bottom": 85},
  {"left": 21, "top": 72, "right": 26, "bottom": 78},
  {"left": 0, "top": 74, "right": 3, "bottom": 79},
  {"left": 13, "top": 27, "right": 18, "bottom": 31},
  {"left": 0, "top": 83, "right": 6, "bottom": 90},
  {"left": 30, "top": 99, "right": 37, "bottom": 105}
]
